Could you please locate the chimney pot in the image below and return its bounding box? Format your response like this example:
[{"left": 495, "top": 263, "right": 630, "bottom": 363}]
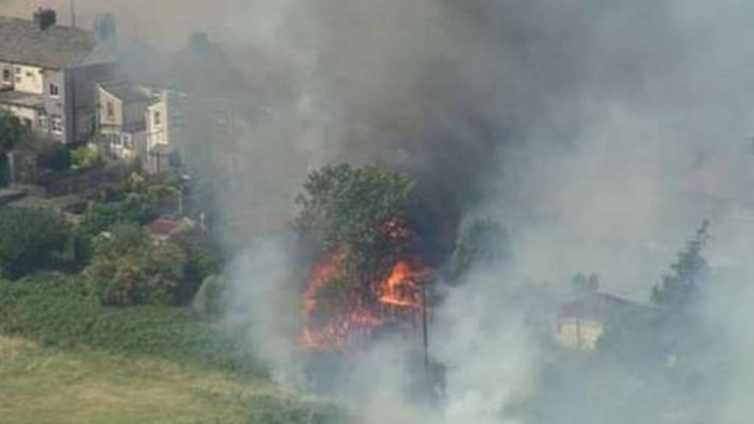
[{"left": 33, "top": 8, "right": 57, "bottom": 31}]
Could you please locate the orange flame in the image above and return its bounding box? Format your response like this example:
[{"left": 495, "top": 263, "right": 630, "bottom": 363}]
[
  {"left": 378, "top": 261, "right": 422, "bottom": 308},
  {"left": 300, "top": 221, "right": 431, "bottom": 351}
]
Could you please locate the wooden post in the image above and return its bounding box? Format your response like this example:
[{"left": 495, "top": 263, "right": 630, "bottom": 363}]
[{"left": 421, "top": 279, "right": 430, "bottom": 390}]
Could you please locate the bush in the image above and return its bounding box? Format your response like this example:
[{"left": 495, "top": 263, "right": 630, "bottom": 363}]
[
  {"left": 36, "top": 143, "right": 71, "bottom": 171},
  {"left": 0, "top": 208, "right": 71, "bottom": 279},
  {"left": 70, "top": 145, "right": 101, "bottom": 170},
  {"left": 192, "top": 274, "right": 228, "bottom": 318},
  {"left": 86, "top": 224, "right": 189, "bottom": 306}
]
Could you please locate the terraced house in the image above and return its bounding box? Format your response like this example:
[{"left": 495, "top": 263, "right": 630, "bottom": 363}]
[{"left": 0, "top": 8, "right": 112, "bottom": 145}]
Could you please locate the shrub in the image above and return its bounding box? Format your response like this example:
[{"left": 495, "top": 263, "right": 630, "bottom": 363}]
[
  {"left": 86, "top": 224, "right": 189, "bottom": 306},
  {"left": 0, "top": 208, "right": 71, "bottom": 279},
  {"left": 192, "top": 274, "right": 228, "bottom": 318},
  {"left": 70, "top": 145, "right": 101, "bottom": 170},
  {"left": 36, "top": 143, "right": 71, "bottom": 171}
]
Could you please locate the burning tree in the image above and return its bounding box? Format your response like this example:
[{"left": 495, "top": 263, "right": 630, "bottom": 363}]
[{"left": 295, "top": 164, "right": 431, "bottom": 350}]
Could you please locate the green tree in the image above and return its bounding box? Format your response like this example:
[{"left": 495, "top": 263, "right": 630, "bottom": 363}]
[
  {"left": 0, "top": 207, "right": 71, "bottom": 279},
  {"left": 0, "top": 110, "right": 22, "bottom": 185},
  {"left": 295, "top": 164, "right": 418, "bottom": 282},
  {"left": 652, "top": 221, "right": 711, "bottom": 311},
  {"left": 86, "top": 224, "right": 189, "bottom": 306}
]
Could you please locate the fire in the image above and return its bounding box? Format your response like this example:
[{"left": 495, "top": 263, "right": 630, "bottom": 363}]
[
  {"left": 301, "top": 250, "right": 430, "bottom": 351},
  {"left": 378, "top": 261, "right": 423, "bottom": 308}
]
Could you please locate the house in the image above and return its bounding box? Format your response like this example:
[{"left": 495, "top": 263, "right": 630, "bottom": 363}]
[
  {"left": 555, "top": 292, "right": 655, "bottom": 351},
  {"left": 96, "top": 81, "right": 152, "bottom": 162},
  {"left": 0, "top": 9, "right": 113, "bottom": 145},
  {"left": 144, "top": 89, "right": 185, "bottom": 174}
]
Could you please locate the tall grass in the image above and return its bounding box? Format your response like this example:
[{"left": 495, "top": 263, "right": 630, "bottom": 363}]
[{"left": 0, "top": 274, "right": 264, "bottom": 378}]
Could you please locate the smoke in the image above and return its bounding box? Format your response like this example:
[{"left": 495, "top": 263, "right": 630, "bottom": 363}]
[{"left": 7, "top": 0, "right": 754, "bottom": 421}]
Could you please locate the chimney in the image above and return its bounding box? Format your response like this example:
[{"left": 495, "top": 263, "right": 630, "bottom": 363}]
[{"left": 33, "top": 8, "right": 57, "bottom": 31}]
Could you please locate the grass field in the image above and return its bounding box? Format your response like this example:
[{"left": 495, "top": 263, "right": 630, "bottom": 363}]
[
  {"left": 0, "top": 336, "right": 274, "bottom": 423},
  {"left": 0, "top": 277, "right": 350, "bottom": 424}
]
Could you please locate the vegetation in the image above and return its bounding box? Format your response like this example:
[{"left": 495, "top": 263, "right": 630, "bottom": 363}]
[
  {"left": 36, "top": 143, "right": 72, "bottom": 172},
  {"left": 0, "top": 336, "right": 265, "bottom": 424},
  {"left": 0, "top": 275, "right": 351, "bottom": 422},
  {"left": 652, "top": 220, "right": 711, "bottom": 311},
  {"left": 0, "top": 208, "right": 71, "bottom": 279},
  {"left": 0, "top": 275, "right": 261, "bottom": 376},
  {"left": 295, "top": 164, "right": 418, "bottom": 280},
  {"left": 70, "top": 144, "right": 102, "bottom": 170},
  {"left": 85, "top": 224, "right": 191, "bottom": 307},
  {"left": 0, "top": 110, "right": 21, "bottom": 185},
  {"left": 191, "top": 274, "right": 228, "bottom": 318}
]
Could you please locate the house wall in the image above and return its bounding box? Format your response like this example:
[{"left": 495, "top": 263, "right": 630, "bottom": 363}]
[
  {"left": 12, "top": 64, "right": 44, "bottom": 94},
  {"left": 556, "top": 318, "right": 604, "bottom": 351},
  {"left": 124, "top": 101, "right": 147, "bottom": 129},
  {"left": 97, "top": 87, "right": 123, "bottom": 133},
  {"left": 67, "top": 64, "right": 115, "bottom": 144},
  {"left": 146, "top": 91, "right": 170, "bottom": 149},
  {"left": 109, "top": 130, "right": 145, "bottom": 162},
  {"left": 42, "top": 69, "right": 65, "bottom": 142}
]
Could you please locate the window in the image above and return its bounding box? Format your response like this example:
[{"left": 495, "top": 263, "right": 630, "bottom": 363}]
[
  {"left": 153, "top": 110, "right": 161, "bottom": 127},
  {"left": 111, "top": 133, "right": 122, "bottom": 147},
  {"left": 25, "top": 71, "right": 33, "bottom": 77},
  {"left": 106, "top": 102, "right": 114, "bottom": 120},
  {"left": 38, "top": 112, "right": 48, "bottom": 129},
  {"left": 50, "top": 114, "right": 63, "bottom": 134},
  {"left": 1, "top": 68, "right": 9, "bottom": 82},
  {"left": 49, "top": 83, "right": 59, "bottom": 97}
]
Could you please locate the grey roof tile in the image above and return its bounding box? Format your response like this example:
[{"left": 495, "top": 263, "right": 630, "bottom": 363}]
[{"left": 0, "top": 16, "right": 96, "bottom": 69}]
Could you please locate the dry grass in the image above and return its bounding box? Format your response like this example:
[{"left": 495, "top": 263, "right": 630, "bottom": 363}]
[{"left": 0, "top": 336, "right": 278, "bottom": 424}]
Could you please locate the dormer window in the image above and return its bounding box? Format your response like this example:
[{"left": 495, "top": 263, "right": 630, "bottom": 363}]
[
  {"left": 1, "top": 69, "right": 10, "bottom": 82},
  {"left": 153, "top": 110, "right": 162, "bottom": 127}
]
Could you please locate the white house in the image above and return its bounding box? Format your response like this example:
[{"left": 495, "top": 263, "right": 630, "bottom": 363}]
[{"left": 0, "top": 9, "right": 113, "bottom": 144}]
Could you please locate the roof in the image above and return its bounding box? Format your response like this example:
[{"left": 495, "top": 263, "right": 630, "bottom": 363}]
[
  {"left": 82, "top": 38, "right": 161, "bottom": 68},
  {"left": 0, "top": 16, "right": 96, "bottom": 69},
  {"left": 99, "top": 82, "right": 152, "bottom": 104},
  {"left": 558, "top": 292, "right": 655, "bottom": 323},
  {"left": 147, "top": 218, "right": 195, "bottom": 238}
]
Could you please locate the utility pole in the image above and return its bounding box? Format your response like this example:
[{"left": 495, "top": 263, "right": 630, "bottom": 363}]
[{"left": 419, "top": 275, "right": 432, "bottom": 400}]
